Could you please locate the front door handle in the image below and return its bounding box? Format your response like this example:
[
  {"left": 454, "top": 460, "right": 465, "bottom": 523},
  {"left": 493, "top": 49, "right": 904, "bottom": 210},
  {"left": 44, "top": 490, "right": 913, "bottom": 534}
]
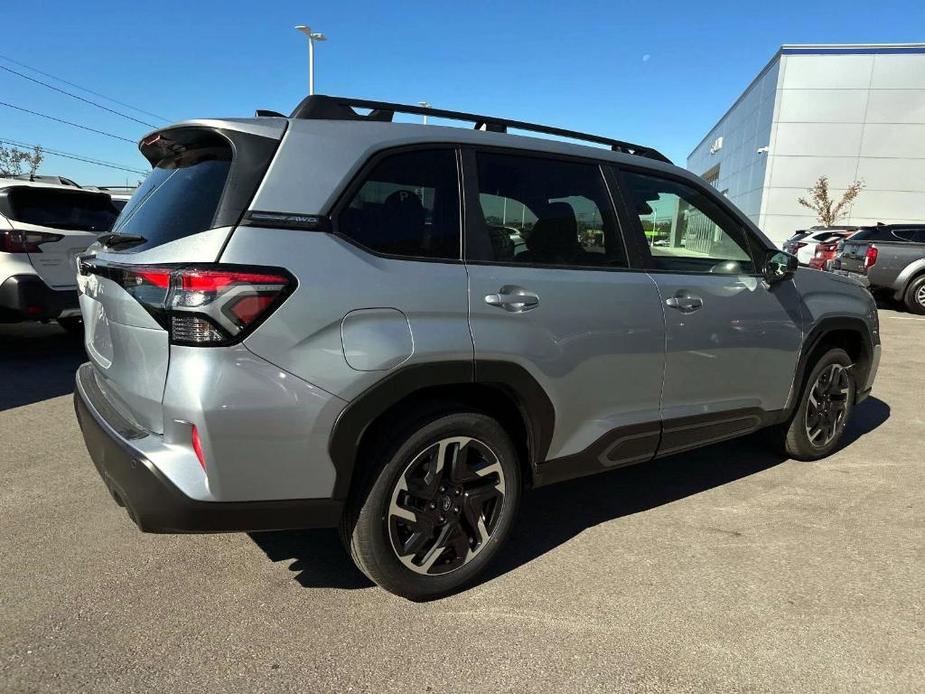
[
  {"left": 485, "top": 285, "right": 540, "bottom": 313},
  {"left": 665, "top": 294, "right": 703, "bottom": 312}
]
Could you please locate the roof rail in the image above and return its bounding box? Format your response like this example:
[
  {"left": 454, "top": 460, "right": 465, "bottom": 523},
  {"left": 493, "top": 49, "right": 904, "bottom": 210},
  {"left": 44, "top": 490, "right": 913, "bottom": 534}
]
[{"left": 288, "top": 95, "right": 671, "bottom": 164}]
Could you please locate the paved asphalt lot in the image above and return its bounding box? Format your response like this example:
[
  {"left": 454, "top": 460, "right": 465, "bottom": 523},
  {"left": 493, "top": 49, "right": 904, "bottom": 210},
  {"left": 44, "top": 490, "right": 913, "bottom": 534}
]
[{"left": 1, "top": 309, "right": 922, "bottom": 693}]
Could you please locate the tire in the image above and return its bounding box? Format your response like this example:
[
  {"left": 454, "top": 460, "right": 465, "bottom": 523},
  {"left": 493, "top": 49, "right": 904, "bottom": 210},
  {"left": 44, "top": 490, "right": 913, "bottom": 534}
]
[
  {"left": 771, "top": 348, "right": 856, "bottom": 461},
  {"left": 56, "top": 316, "right": 84, "bottom": 335},
  {"left": 902, "top": 275, "right": 925, "bottom": 315},
  {"left": 341, "top": 410, "right": 521, "bottom": 601}
]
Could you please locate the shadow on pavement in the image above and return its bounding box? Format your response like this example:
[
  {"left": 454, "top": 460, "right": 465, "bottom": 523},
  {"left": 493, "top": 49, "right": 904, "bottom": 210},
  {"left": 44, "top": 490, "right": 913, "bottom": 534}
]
[
  {"left": 251, "top": 396, "right": 890, "bottom": 593},
  {"left": 250, "top": 528, "right": 374, "bottom": 589},
  {"left": 0, "top": 323, "right": 86, "bottom": 411}
]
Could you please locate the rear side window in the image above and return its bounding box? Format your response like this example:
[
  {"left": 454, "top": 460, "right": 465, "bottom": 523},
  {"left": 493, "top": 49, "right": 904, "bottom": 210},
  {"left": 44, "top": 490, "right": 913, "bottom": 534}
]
[
  {"left": 113, "top": 147, "right": 231, "bottom": 247},
  {"left": 337, "top": 149, "right": 460, "bottom": 260},
  {"left": 0, "top": 187, "right": 119, "bottom": 232},
  {"left": 893, "top": 228, "right": 925, "bottom": 243},
  {"left": 471, "top": 152, "right": 626, "bottom": 268}
]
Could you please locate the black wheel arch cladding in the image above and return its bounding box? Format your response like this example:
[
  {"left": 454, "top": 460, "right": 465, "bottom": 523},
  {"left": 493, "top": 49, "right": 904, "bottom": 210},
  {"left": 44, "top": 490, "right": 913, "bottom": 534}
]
[{"left": 327, "top": 360, "right": 554, "bottom": 499}]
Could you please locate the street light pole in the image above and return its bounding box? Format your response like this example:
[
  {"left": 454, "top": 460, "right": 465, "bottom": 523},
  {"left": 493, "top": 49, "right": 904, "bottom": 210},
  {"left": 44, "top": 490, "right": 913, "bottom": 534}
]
[
  {"left": 418, "top": 101, "right": 431, "bottom": 124},
  {"left": 294, "top": 25, "right": 327, "bottom": 95}
]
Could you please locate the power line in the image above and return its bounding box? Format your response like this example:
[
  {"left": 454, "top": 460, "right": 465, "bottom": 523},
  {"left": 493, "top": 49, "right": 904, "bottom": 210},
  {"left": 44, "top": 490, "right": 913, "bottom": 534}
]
[
  {"left": 0, "top": 54, "right": 170, "bottom": 123},
  {"left": 0, "top": 137, "right": 147, "bottom": 175},
  {"left": 0, "top": 64, "right": 158, "bottom": 129},
  {"left": 0, "top": 100, "right": 137, "bottom": 143}
]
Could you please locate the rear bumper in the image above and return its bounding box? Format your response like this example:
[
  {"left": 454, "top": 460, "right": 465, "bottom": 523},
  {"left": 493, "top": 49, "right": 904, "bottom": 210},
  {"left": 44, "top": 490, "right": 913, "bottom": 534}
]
[
  {"left": 832, "top": 269, "right": 870, "bottom": 287},
  {"left": 74, "top": 363, "right": 343, "bottom": 533},
  {"left": 0, "top": 274, "right": 79, "bottom": 322}
]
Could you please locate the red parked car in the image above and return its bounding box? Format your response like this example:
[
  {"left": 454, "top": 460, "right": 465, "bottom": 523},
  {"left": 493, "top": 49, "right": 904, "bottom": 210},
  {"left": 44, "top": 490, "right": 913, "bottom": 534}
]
[{"left": 809, "top": 241, "right": 840, "bottom": 270}]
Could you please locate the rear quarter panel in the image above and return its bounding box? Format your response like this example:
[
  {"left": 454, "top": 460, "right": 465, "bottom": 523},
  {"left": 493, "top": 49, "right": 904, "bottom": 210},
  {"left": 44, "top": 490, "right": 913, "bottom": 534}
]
[{"left": 220, "top": 228, "right": 473, "bottom": 401}]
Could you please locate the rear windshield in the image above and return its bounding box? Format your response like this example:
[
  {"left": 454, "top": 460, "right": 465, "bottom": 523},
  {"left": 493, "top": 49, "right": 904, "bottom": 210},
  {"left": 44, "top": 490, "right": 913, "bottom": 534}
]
[
  {"left": 113, "top": 146, "right": 231, "bottom": 248},
  {"left": 0, "top": 187, "right": 120, "bottom": 232}
]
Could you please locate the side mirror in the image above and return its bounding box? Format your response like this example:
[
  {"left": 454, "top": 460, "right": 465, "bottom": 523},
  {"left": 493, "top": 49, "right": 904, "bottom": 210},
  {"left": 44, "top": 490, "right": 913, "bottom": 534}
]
[{"left": 763, "top": 250, "right": 798, "bottom": 284}]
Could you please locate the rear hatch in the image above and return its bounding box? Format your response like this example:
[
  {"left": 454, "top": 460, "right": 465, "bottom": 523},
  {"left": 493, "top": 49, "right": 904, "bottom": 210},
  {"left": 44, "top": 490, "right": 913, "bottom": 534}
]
[
  {"left": 78, "top": 121, "right": 285, "bottom": 432},
  {"left": 0, "top": 186, "right": 119, "bottom": 288}
]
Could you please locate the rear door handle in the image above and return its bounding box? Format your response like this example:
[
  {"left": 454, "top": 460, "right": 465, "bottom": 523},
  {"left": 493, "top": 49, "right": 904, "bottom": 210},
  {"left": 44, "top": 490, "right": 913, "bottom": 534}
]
[
  {"left": 665, "top": 294, "right": 703, "bottom": 312},
  {"left": 485, "top": 285, "right": 540, "bottom": 313}
]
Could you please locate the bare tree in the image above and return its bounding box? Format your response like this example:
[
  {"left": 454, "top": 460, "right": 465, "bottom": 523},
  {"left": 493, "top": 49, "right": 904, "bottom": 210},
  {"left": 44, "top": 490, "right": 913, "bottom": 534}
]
[
  {"left": 0, "top": 144, "right": 44, "bottom": 177},
  {"left": 797, "top": 175, "right": 863, "bottom": 227}
]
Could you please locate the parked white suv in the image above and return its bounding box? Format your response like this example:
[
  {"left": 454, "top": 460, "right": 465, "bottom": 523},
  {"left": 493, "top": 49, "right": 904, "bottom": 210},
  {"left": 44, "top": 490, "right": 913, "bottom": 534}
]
[
  {"left": 783, "top": 228, "right": 856, "bottom": 265},
  {"left": 0, "top": 179, "right": 119, "bottom": 332}
]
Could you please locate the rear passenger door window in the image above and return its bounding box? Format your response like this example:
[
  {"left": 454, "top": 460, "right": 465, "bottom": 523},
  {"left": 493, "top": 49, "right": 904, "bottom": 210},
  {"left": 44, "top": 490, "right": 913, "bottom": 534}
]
[
  {"left": 619, "top": 169, "right": 756, "bottom": 274},
  {"left": 469, "top": 152, "right": 627, "bottom": 268},
  {"left": 893, "top": 228, "right": 925, "bottom": 243},
  {"left": 336, "top": 148, "right": 460, "bottom": 260}
]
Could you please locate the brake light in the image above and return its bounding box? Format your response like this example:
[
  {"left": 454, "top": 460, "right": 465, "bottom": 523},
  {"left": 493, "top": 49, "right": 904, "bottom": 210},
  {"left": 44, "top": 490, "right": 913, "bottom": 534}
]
[
  {"left": 865, "top": 246, "right": 878, "bottom": 268},
  {"left": 0, "top": 229, "right": 64, "bottom": 253},
  {"left": 84, "top": 263, "right": 295, "bottom": 346}
]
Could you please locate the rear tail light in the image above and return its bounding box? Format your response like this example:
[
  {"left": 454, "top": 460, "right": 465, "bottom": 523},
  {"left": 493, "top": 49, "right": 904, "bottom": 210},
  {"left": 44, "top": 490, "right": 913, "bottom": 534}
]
[
  {"left": 865, "top": 246, "right": 879, "bottom": 269},
  {"left": 81, "top": 262, "right": 295, "bottom": 346},
  {"left": 0, "top": 229, "right": 64, "bottom": 253}
]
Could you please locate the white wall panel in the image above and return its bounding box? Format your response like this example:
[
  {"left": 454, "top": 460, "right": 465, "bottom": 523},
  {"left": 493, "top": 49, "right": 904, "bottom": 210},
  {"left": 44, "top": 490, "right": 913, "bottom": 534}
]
[
  {"left": 767, "top": 156, "right": 861, "bottom": 188},
  {"left": 781, "top": 55, "right": 873, "bottom": 89},
  {"left": 865, "top": 89, "right": 925, "bottom": 124},
  {"left": 761, "top": 214, "right": 820, "bottom": 244},
  {"left": 774, "top": 122, "right": 864, "bottom": 156},
  {"left": 855, "top": 157, "right": 925, "bottom": 192},
  {"left": 777, "top": 89, "right": 868, "bottom": 123},
  {"left": 850, "top": 190, "right": 925, "bottom": 221},
  {"left": 870, "top": 54, "right": 925, "bottom": 89},
  {"left": 861, "top": 123, "right": 925, "bottom": 157}
]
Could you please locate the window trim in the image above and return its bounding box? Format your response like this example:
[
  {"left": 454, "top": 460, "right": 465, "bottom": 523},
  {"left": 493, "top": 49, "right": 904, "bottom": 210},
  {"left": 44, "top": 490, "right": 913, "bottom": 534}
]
[
  {"left": 461, "top": 144, "right": 637, "bottom": 273},
  {"left": 611, "top": 163, "right": 767, "bottom": 276},
  {"left": 328, "top": 143, "right": 465, "bottom": 264}
]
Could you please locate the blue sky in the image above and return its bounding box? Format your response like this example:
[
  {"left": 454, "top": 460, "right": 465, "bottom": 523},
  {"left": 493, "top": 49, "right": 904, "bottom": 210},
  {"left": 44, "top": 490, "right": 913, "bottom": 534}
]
[{"left": 1, "top": 0, "right": 923, "bottom": 185}]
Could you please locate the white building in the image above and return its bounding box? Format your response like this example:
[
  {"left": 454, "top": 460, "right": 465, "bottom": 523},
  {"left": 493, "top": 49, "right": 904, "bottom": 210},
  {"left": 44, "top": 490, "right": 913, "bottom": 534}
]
[{"left": 687, "top": 44, "right": 925, "bottom": 246}]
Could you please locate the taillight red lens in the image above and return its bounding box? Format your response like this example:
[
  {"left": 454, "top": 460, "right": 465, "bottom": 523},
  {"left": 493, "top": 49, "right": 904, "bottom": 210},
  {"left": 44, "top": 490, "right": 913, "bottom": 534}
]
[
  {"left": 865, "top": 246, "right": 878, "bottom": 268},
  {"left": 180, "top": 270, "right": 288, "bottom": 293},
  {"left": 0, "top": 229, "right": 64, "bottom": 253},
  {"left": 191, "top": 424, "right": 206, "bottom": 471},
  {"left": 90, "top": 263, "right": 294, "bottom": 346}
]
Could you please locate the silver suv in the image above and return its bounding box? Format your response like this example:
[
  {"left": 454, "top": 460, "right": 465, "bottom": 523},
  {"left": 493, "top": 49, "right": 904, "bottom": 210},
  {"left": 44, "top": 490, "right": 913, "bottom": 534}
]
[{"left": 74, "top": 96, "right": 881, "bottom": 600}]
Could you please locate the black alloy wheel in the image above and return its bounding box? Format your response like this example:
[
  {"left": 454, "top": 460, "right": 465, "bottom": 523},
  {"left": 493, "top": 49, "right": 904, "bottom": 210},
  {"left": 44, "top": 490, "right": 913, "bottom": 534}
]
[{"left": 387, "top": 436, "right": 506, "bottom": 575}]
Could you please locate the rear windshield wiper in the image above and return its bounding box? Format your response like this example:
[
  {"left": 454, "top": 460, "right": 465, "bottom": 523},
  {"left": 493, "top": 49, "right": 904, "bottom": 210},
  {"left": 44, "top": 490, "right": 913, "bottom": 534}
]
[{"left": 97, "top": 233, "right": 147, "bottom": 250}]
